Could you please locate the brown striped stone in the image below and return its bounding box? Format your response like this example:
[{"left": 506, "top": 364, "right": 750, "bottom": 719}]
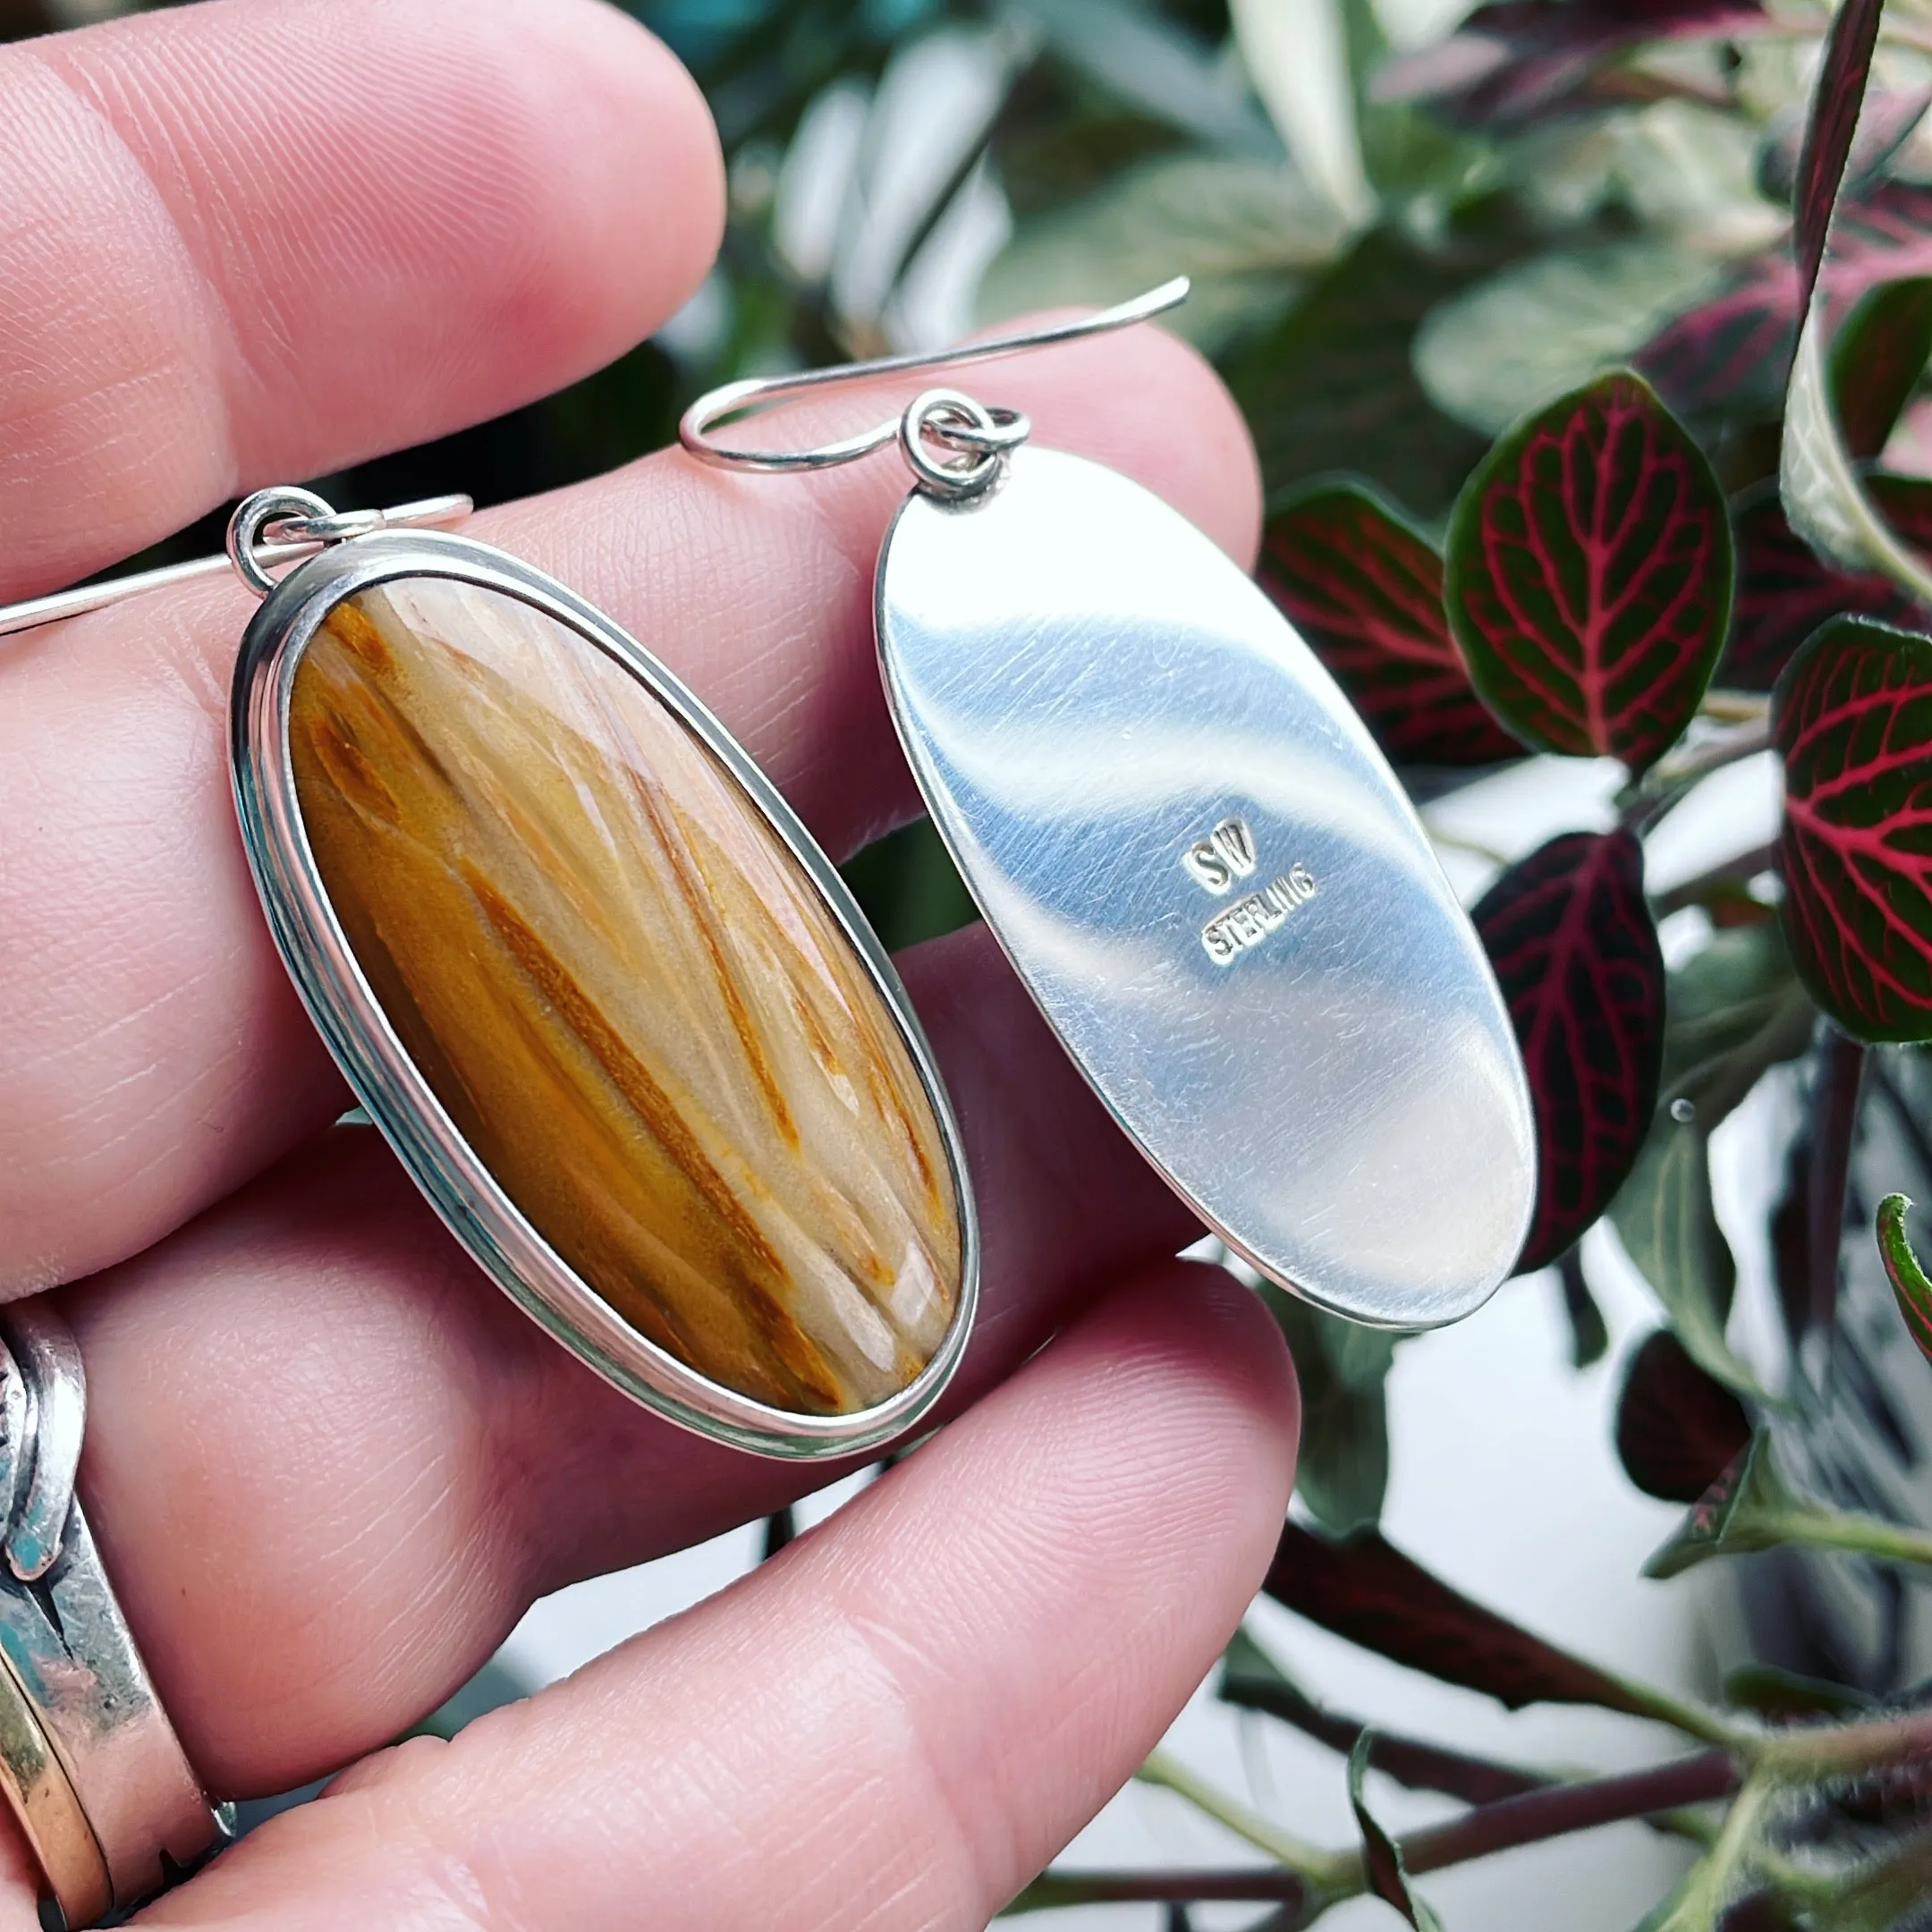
[{"left": 288, "top": 578, "right": 961, "bottom": 1414}]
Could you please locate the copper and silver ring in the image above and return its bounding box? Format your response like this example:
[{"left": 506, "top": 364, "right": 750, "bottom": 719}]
[{"left": 0, "top": 1303, "right": 226, "bottom": 1927}]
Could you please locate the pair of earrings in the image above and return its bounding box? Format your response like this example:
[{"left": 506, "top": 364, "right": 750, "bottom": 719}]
[{"left": 1, "top": 282, "right": 1533, "bottom": 1458}]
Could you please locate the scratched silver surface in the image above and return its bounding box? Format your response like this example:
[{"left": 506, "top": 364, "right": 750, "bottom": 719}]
[{"left": 876, "top": 446, "right": 1535, "bottom": 1328}]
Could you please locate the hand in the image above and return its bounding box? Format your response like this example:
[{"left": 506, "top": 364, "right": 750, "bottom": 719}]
[{"left": 0, "top": 1, "right": 1297, "bottom": 1924}]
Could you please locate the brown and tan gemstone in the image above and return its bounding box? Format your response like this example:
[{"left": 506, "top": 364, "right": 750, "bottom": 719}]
[{"left": 287, "top": 576, "right": 962, "bottom": 1416}]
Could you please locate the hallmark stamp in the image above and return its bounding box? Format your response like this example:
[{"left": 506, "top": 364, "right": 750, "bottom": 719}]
[
  {"left": 1201, "top": 865, "right": 1318, "bottom": 964},
  {"left": 1182, "top": 816, "right": 1317, "bottom": 965},
  {"left": 1182, "top": 817, "right": 1257, "bottom": 894}
]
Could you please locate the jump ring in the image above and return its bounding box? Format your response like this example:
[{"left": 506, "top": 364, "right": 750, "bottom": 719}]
[
  {"left": 899, "top": 389, "right": 1021, "bottom": 501},
  {"left": 225, "top": 487, "right": 337, "bottom": 600}
]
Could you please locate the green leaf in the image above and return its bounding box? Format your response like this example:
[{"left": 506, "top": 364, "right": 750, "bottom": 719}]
[
  {"left": 1610, "top": 1122, "right": 1767, "bottom": 1399},
  {"left": 1657, "top": 924, "right": 1813, "bottom": 1133},
  {"left": 1780, "top": 283, "right": 1932, "bottom": 611},
  {"left": 1415, "top": 242, "right": 1726, "bottom": 437},
  {"left": 1223, "top": 219, "right": 1500, "bottom": 515},
  {"left": 1264, "top": 1284, "right": 1397, "bottom": 1537},
  {"left": 980, "top": 154, "right": 1345, "bottom": 357},
  {"left": 1876, "top": 1191, "right": 1932, "bottom": 1366},
  {"left": 1720, "top": 1663, "right": 1873, "bottom": 1721},
  {"left": 1445, "top": 371, "right": 1733, "bottom": 775},
  {"left": 1829, "top": 276, "right": 1932, "bottom": 460},
  {"left": 1348, "top": 1733, "right": 1445, "bottom": 1932},
  {"left": 1644, "top": 1433, "right": 1797, "bottom": 1580}
]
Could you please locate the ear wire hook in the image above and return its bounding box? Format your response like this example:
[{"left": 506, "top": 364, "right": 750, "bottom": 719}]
[
  {"left": 678, "top": 275, "right": 1191, "bottom": 477},
  {"left": 0, "top": 493, "right": 472, "bottom": 640}
]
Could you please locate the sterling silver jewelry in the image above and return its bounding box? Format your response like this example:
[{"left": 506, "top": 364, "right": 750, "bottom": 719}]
[
  {"left": 0, "top": 1303, "right": 227, "bottom": 1926},
  {"left": 683, "top": 279, "right": 1537, "bottom": 1329},
  {"left": 0, "top": 280, "right": 1534, "bottom": 1488}
]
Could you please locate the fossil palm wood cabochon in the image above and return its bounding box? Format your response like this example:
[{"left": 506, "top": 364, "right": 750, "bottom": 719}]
[
  {"left": 233, "top": 535, "right": 972, "bottom": 1454},
  {"left": 877, "top": 447, "right": 1534, "bottom": 1328}
]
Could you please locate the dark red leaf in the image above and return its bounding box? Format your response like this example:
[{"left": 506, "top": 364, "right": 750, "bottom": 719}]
[
  {"left": 1831, "top": 277, "right": 1932, "bottom": 457},
  {"left": 1761, "top": 88, "right": 1932, "bottom": 207},
  {"left": 1265, "top": 1521, "right": 1656, "bottom": 1716},
  {"left": 1724, "top": 487, "right": 1924, "bottom": 691},
  {"left": 1868, "top": 471, "right": 1932, "bottom": 556},
  {"left": 1638, "top": 258, "right": 1798, "bottom": 416},
  {"left": 1640, "top": 182, "right": 1932, "bottom": 417},
  {"left": 1775, "top": 616, "right": 1932, "bottom": 1041},
  {"left": 1259, "top": 486, "right": 1521, "bottom": 767},
  {"left": 1376, "top": 1, "right": 1764, "bottom": 130},
  {"left": 1795, "top": 0, "right": 1884, "bottom": 324},
  {"left": 1474, "top": 830, "right": 1666, "bottom": 1272},
  {"left": 1446, "top": 372, "right": 1732, "bottom": 773},
  {"left": 1615, "top": 1328, "right": 1754, "bottom": 1503}
]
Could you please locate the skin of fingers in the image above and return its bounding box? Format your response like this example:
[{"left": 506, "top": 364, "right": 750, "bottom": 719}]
[
  {"left": 135, "top": 1263, "right": 1297, "bottom": 1932},
  {"left": 0, "top": 321, "right": 1258, "bottom": 1297},
  {"left": 64, "top": 921, "right": 1201, "bottom": 1796},
  {"left": 0, "top": 0, "right": 721, "bottom": 602}
]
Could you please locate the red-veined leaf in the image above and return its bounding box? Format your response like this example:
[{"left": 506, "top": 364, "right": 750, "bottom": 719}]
[
  {"left": 1831, "top": 277, "right": 1932, "bottom": 457},
  {"left": 1640, "top": 182, "right": 1932, "bottom": 416},
  {"left": 1724, "top": 487, "right": 1923, "bottom": 691},
  {"left": 1775, "top": 615, "right": 1932, "bottom": 1041},
  {"left": 1446, "top": 372, "right": 1733, "bottom": 773},
  {"left": 1794, "top": 0, "right": 1884, "bottom": 324},
  {"left": 1760, "top": 87, "right": 1932, "bottom": 207},
  {"left": 1475, "top": 830, "right": 1666, "bottom": 1272},
  {"left": 1375, "top": 0, "right": 1765, "bottom": 131},
  {"left": 1876, "top": 1191, "right": 1932, "bottom": 1364},
  {"left": 1638, "top": 257, "right": 1798, "bottom": 416},
  {"left": 1614, "top": 1328, "right": 1753, "bottom": 1503},
  {"left": 1868, "top": 470, "right": 1932, "bottom": 555},
  {"left": 1265, "top": 1521, "right": 1657, "bottom": 1716},
  {"left": 1259, "top": 485, "right": 1522, "bottom": 766}
]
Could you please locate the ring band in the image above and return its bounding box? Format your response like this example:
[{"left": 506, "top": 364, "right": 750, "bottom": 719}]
[
  {"left": 0, "top": 1304, "right": 227, "bottom": 1924},
  {"left": 0, "top": 1656, "right": 110, "bottom": 1928}
]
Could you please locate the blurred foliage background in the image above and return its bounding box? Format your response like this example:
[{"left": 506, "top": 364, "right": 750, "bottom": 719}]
[{"left": 0, "top": 0, "right": 1892, "bottom": 946}]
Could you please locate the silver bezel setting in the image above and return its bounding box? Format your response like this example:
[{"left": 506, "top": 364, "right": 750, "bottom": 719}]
[{"left": 230, "top": 529, "right": 979, "bottom": 1460}]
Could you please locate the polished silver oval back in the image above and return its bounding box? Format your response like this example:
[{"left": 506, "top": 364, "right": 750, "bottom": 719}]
[{"left": 877, "top": 446, "right": 1535, "bottom": 1327}]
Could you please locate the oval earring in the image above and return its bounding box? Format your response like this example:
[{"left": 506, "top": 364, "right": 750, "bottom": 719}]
[
  {"left": 3, "top": 490, "right": 979, "bottom": 1461},
  {"left": 682, "top": 280, "right": 1537, "bottom": 1332}
]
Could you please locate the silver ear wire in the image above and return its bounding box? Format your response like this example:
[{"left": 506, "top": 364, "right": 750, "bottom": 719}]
[
  {"left": 0, "top": 493, "right": 472, "bottom": 639},
  {"left": 677, "top": 275, "right": 1191, "bottom": 485}
]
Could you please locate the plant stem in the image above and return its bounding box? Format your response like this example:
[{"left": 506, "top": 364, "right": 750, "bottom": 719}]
[
  {"left": 1752, "top": 1703, "right": 1932, "bottom": 1779},
  {"left": 1136, "top": 1749, "right": 1348, "bottom": 1882},
  {"left": 1398, "top": 1750, "right": 1739, "bottom": 1878},
  {"left": 1013, "top": 1869, "right": 1311, "bottom": 1909},
  {"left": 1752, "top": 1504, "right": 1932, "bottom": 1570},
  {"left": 1807, "top": 1026, "right": 1868, "bottom": 1338},
  {"left": 1623, "top": 720, "right": 1775, "bottom": 835},
  {"left": 1602, "top": 1673, "right": 1756, "bottom": 1751},
  {"left": 1651, "top": 1775, "right": 1775, "bottom": 1931},
  {"left": 1700, "top": 691, "right": 1770, "bottom": 724}
]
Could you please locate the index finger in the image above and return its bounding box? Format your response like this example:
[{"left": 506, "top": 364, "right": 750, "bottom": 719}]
[{"left": 1, "top": 0, "right": 721, "bottom": 599}]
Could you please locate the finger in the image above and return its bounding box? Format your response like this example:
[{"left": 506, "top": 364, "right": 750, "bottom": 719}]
[
  {"left": 69, "top": 922, "right": 1201, "bottom": 1796},
  {"left": 1, "top": 0, "right": 721, "bottom": 597},
  {"left": 139, "top": 1263, "right": 1298, "bottom": 1931},
  {"left": 0, "top": 320, "right": 1258, "bottom": 1293}
]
